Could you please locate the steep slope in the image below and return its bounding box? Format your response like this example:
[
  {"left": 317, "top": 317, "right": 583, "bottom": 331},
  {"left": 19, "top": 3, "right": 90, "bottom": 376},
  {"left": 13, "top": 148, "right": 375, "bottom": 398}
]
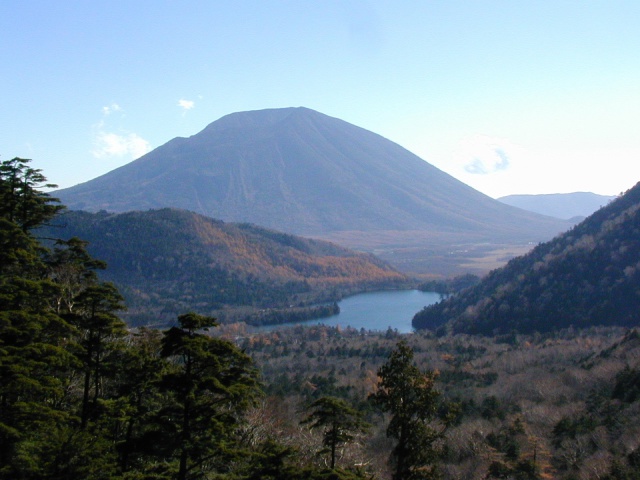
[
  {"left": 413, "top": 183, "right": 640, "bottom": 334},
  {"left": 56, "top": 107, "right": 568, "bottom": 247},
  {"left": 41, "top": 208, "right": 407, "bottom": 326},
  {"left": 498, "top": 192, "right": 615, "bottom": 220}
]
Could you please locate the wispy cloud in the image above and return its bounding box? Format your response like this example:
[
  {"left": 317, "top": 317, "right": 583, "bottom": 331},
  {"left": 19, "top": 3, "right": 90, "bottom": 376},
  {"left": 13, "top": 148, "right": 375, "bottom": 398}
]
[
  {"left": 454, "top": 135, "right": 514, "bottom": 175},
  {"left": 464, "top": 148, "right": 510, "bottom": 175},
  {"left": 92, "top": 105, "right": 151, "bottom": 160},
  {"left": 102, "top": 103, "right": 122, "bottom": 116},
  {"left": 92, "top": 128, "right": 151, "bottom": 159},
  {"left": 178, "top": 99, "right": 195, "bottom": 111}
]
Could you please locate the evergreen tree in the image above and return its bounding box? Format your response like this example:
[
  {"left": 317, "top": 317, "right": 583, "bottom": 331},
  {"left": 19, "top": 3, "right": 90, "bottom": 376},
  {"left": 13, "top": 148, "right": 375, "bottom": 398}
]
[
  {"left": 370, "top": 340, "right": 453, "bottom": 480},
  {"left": 0, "top": 158, "right": 75, "bottom": 478},
  {"left": 112, "top": 327, "right": 168, "bottom": 474},
  {"left": 301, "top": 396, "right": 370, "bottom": 469},
  {"left": 153, "top": 313, "right": 261, "bottom": 479},
  {"left": 66, "top": 282, "right": 127, "bottom": 429},
  {"left": 0, "top": 157, "right": 63, "bottom": 232},
  {"left": 0, "top": 157, "right": 133, "bottom": 478}
]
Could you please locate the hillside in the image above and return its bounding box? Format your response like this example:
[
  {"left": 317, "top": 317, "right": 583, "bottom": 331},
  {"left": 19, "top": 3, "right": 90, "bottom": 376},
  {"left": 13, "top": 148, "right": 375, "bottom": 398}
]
[
  {"left": 412, "top": 182, "right": 640, "bottom": 334},
  {"left": 498, "top": 192, "right": 615, "bottom": 220},
  {"left": 242, "top": 324, "right": 640, "bottom": 480},
  {"left": 5, "top": 157, "right": 640, "bottom": 480},
  {"left": 41, "top": 208, "right": 407, "bottom": 326},
  {"left": 55, "top": 107, "right": 570, "bottom": 275}
]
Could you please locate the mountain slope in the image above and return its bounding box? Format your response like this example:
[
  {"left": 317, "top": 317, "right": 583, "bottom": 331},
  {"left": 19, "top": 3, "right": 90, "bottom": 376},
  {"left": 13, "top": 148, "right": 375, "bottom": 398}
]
[
  {"left": 41, "top": 208, "right": 406, "bottom": 326},
  {"left": 412, "top": 183, "right": 640, "bottom": 334},
  {"left": 56, "top": 107, "right": 568, "bottom": 248},
  {"left": 498, "top": 192, "right": 615, "bottom": 220}
]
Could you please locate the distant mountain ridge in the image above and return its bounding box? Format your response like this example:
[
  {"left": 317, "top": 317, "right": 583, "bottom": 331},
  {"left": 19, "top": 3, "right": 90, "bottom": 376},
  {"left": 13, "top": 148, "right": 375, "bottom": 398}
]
[
  {"left": 498, "top": 192, "right": 616, "bottom": 220},
  {"left": 40, "top": 208, "right": 406, "bottom": 326},
  {"left": 413, "top": 182, "right": 640, "bottom": 334},
  {"left": 56, "top": 107, "right": 569, "bottom": 275}
]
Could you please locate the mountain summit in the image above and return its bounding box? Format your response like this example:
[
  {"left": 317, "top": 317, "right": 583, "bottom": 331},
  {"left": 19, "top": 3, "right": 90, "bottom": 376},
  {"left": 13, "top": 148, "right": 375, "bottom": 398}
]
[{"left": 57, "top": 107, "right": 569, "bottom": 273}]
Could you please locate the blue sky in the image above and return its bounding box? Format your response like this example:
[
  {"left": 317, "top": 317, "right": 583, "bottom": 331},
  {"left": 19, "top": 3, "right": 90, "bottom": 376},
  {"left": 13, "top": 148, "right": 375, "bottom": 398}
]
[{"left": 2, "top": 1, "right": 639, "bottom": 198}]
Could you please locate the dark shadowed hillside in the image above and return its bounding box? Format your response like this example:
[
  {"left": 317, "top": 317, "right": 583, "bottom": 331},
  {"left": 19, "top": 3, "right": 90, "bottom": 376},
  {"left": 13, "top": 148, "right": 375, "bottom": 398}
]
[
  {"left": 40, "top": 208, "right": 407, "bottom": 326},
  {"left": 55, "top": 108, "right": 569, "bottom": 275},
  {"left": 413, "top": 182, "right": 640, "bottom": 334}
]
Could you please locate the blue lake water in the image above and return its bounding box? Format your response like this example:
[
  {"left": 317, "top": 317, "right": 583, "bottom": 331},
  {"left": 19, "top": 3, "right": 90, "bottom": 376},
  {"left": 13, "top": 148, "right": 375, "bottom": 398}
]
[{"left": 265, "top": 290, "right": 442, "bottom": 333}]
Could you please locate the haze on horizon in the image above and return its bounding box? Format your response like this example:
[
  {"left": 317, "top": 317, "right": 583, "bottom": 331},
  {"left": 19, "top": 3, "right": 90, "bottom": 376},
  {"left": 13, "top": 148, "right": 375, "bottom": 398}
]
[{"left": 2, "top": 1, "right": 639, "bottom": 199}]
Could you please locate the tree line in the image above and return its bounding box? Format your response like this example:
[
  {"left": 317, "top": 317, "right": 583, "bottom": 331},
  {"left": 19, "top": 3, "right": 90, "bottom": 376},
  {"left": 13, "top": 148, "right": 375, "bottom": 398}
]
[{"left": 1, "top": 157, "right": 451, "bottom": 479}]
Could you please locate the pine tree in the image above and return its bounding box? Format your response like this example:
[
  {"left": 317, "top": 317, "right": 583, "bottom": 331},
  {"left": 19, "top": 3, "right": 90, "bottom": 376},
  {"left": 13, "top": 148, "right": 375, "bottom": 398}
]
[
  {"left": 301, "top": 396, "right": 370, "bottom": 469},
  {"left": 0, "top": 157, "right": 63, "bottom": 232},
  {"left": 111, "top": 327, "right": 167, "bottom": 474},
  {"left": 370, "top": 340, "right": 454, "bottom": 480},
  {"left": 153, "top": 313, "right": 261, "bottom": 479},
  {"left": 0, "top": 157, "right": 132, "bottom": 478},
  {"left": 0, "top": 158, "right": 75, "bottom": 477},
  {"left": 66, "top": 282, "right": 127, "bottom": 429}
]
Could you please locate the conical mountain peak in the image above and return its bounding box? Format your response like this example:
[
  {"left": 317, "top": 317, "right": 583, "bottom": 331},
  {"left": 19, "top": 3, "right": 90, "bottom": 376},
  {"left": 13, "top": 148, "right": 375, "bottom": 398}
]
[{"left": 56, "top": 107, "right": 569, "bottom": 274}]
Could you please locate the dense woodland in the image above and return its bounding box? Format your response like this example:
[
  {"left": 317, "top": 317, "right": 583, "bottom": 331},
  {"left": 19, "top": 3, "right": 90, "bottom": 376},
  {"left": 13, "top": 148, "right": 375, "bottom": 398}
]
[
  {"left": 38, "top": 209, "right": 408, "bottom": 327},
  {"left": 238, "top": 324, "right": 640, "bottom": 480},
  {"left": 3, "top": 157, "right": 640, "bottom": 479},
  {"left": 413, "top": 183, "right": 640, "bottom": 334}
]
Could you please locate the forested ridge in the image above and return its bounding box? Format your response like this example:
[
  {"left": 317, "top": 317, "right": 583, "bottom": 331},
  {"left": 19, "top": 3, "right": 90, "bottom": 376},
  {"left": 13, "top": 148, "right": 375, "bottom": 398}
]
[
  {"left": 4, "top": 157, "right": 640, "bottom": 479},
  {"left": 0, "top": 157, "right": 438, "bottom": 479},
  {"left": 413, "top": 181, "right": 640, "bottom": 334},
  {"left": 38, "top": 208, "right": 407, "bottom": 327}
]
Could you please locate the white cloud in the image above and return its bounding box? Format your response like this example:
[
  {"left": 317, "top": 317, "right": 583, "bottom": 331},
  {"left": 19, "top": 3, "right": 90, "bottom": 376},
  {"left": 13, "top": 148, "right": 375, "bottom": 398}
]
[
  {"left": 453, "top": 135, "right": 517, "bottom": 176},
  {"left": 92, "top": 105, "right": 151, "bottom": 160},
  {"left": 178, "top": 99, "right": 195, "bottom": 111},
  {"left": 92, "top": 128, "right": 151, "bottom": 160},
  {"left": 102, "top": 103, "right": 122, "bottom": 116}
]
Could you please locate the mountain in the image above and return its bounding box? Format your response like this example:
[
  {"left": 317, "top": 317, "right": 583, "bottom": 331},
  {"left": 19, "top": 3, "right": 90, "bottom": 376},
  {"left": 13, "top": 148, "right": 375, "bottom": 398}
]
[
  {"left": 412, "top": 182, "right": 640, "bottom": 334},
  {"left": 498, "top": 192, "right": 616, "bottom": 220},
  {"left": 41, "top": 208, "right": 407, "bottom": 326},
  {"left": 56, "top": 108, "right": 570, "bottom": 275}
]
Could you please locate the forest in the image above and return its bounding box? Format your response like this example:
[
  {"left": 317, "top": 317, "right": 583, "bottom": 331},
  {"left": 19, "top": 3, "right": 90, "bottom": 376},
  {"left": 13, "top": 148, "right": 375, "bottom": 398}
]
[
  {"left": 413, "top": 182, "right": 640, "bottom": 335},
  {"left": 2, "top": 157, "right": 640, "bottom": 479},
  {"left": 36, "top": 208, "right": 408, "bottom": 327}
]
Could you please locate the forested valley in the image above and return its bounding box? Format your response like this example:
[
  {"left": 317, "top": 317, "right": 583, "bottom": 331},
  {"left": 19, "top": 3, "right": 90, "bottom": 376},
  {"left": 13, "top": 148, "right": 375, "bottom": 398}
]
[{"left": 2, "top": 157, "right": 640, "bottom": 479}]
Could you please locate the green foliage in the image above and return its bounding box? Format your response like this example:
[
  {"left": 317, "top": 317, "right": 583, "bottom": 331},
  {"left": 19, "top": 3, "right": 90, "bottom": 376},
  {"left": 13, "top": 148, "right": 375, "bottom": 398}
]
[
  {"left": 6, "top": 159, "right": 640, "bottom": 480},
  {"left": 551, "top": 415, "right": 597, "bottom": 449},
  {"left": 370, "top": 340, "right": 453, "bottom": 480},
  {"left": 236, "top": 438, "right": 373, "bottom": 480},
  {"left": 154, "top": 312, "right": 261, "bottom": 480},
  {"left": 486, "top": 428, "right": 521, "bottom": 460},
  {"left": 486, "top": 459, "right": 540, "bottom": 479},
  {"left": 413, "top": 182, "right": 640, "bottom": 334},
  {"left": 69, "top": 282, "right": 128, "bottom": 428},
  {"left": 242, "top": 302, "right": 340, "bottom": 327},
  {"left": 0, "top": 157, "right": 64, "bottom": 232},
  {"left": 38, "top": 208, "right": 407, "bottom": 326},
  {"left": 418, "top": 274, "right": 480, "bottom": 295},
  {"left": 1, "top": 160, "right": 267, "bottom": 478},
  {"left": 301, "top": 396, "right": 370, "bottom": 469},
  {"left": 0, "top": 159, "right": 77, "bottom": 477},
  {"left": 612, "top": 366, "right": 640, "bottom": 403}
]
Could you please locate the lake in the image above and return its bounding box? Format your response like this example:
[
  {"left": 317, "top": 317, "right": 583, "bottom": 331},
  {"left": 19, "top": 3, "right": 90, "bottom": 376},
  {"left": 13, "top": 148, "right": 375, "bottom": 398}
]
[{"left": 262, "top": 290, "right": 442, "bottom": 333}]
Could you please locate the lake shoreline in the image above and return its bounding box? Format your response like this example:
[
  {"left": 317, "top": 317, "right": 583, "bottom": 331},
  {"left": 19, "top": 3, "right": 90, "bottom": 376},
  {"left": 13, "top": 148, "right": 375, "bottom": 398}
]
[{"left": 252, "top": 289, "right": 442, "bottom": 333}]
